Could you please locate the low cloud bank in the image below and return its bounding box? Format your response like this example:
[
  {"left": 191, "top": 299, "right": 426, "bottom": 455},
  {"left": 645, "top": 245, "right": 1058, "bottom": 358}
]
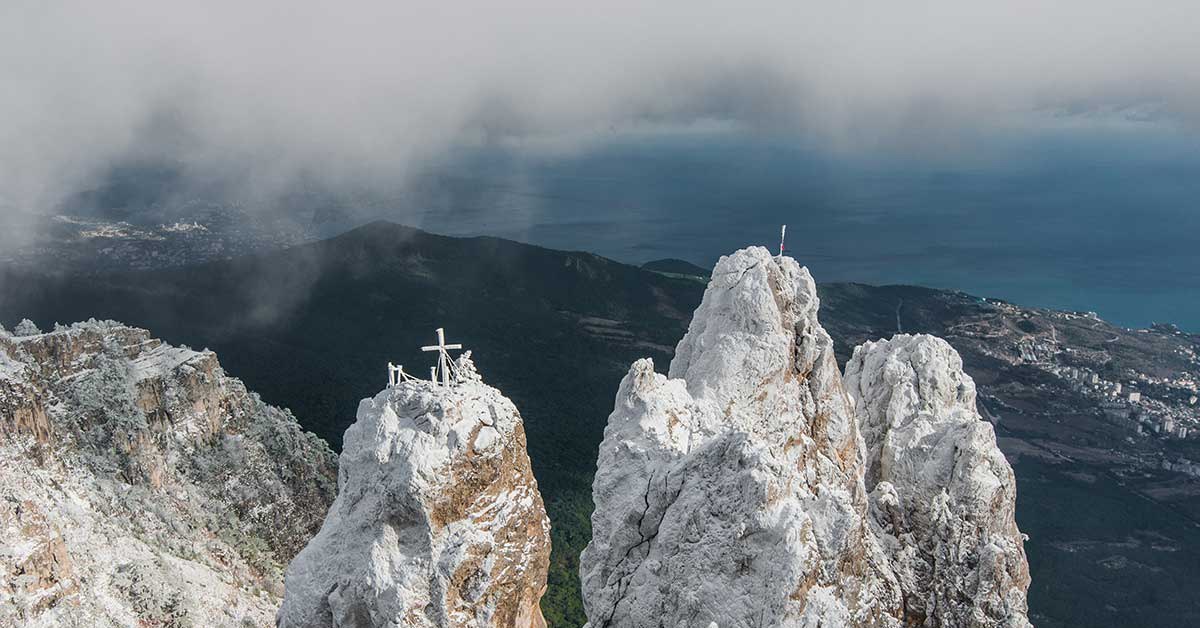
[{"left": 2, "top": 0, "right": 1197, "bottom": 223}]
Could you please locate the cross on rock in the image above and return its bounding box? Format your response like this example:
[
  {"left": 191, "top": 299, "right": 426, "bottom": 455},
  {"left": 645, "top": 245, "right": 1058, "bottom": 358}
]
[
  {"left": 421, "top": 327, "right": 464, "bottom": 387},
  {"left": 385, "top": 328, "right": 470, "bottom": 389}
]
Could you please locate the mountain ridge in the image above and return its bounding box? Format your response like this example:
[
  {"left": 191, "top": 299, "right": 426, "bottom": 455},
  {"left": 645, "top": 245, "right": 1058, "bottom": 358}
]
[{"left": 0, "top": 320, "right": 337, "bottom": 626}]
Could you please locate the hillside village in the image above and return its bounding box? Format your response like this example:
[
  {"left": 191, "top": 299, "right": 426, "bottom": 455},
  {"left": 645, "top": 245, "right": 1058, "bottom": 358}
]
[{"left": 937, "top": 300, "right": 1200, "bottom": 477}]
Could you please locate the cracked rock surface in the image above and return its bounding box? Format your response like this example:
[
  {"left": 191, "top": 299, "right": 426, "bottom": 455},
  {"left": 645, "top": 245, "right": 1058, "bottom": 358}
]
[
  {"left": 278, "top": 355, "right": 551, "bottom": 628},
  {"left": 580, "top": 247, "right": 903, "bottom": 627},
  {"left": 845, "top": 334, "right": 1031, "bottom": 628},
  {"left": 0, "top": 320, "right": 337, "bottom": 627},
  {"left": 580, "top": 247, "right": 1031, "bottom": 627}
]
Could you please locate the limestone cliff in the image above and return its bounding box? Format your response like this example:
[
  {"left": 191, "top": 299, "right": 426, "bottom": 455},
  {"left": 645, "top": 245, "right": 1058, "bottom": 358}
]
[
  {"left": 0, "top": 319, "right": 337, "bottom": 627},
  {"left": 278, "top": 353, "right": 551, "bottom": 628},
  {"left": 580, "top": 247, "right": 1031, "bottom": 627},
  {"left": 844, "top": 334, "right": 1031, "bottom": 627},
  {"left": 580, "top": 247, "right": 903, "bottom": 627}
]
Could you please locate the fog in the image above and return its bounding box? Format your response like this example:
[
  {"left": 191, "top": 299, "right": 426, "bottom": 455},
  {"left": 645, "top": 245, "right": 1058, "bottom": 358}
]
[{"left": 2, "top": 0, "right": 1199, "bottom": 231}]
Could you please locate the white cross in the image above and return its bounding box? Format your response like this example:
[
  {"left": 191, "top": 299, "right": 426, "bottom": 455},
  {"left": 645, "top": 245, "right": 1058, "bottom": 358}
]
[
  {"left": 779, "top": 224, "right": 787, "bottom": 257},
  {"left": 421, "top": 327, "right": 463, "bottom": 387}
]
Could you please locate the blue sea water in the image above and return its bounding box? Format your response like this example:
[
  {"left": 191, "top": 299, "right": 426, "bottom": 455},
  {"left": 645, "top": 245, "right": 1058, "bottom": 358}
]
[{"left": 392, "top": 122, "right": 1200, "bottom": 332}]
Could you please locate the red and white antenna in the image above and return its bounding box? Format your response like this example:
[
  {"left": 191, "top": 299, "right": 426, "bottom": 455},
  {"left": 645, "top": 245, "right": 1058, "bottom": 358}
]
[{"left": 778, "top": 224, "right": 787, "bottom": 257}]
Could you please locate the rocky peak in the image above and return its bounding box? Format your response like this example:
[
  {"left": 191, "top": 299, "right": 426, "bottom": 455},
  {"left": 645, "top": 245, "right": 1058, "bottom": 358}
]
[
  {"left": 580, "top": 247, "right": 903, "bottom": 627},
  {"left": 844, "top": 334, "right": 1031, "bottom": 627},
  {"left": 580, "top": 247, "right": 1032, "bottom": 628},
  {"left": 0, "top": 320, "right": 337, "bottom": 627},
  {"left": 278, "top": 354, "right": 551, "bottom": 628}
]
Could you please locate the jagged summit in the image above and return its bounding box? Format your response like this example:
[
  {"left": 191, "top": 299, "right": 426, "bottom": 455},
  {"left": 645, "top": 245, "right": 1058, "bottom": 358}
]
[
  {"left": 666, "top": 247, "right": 851, "bottom": 452},
  {"left": 581, "top": 247, "right": 903, "bottom": 627},
  {"left": 279, "top": 351, "right": 551, "bottom": 628},
  {"left": 0, "top": 319, "right": 337, "bottom": 627},
  {"left": 580, "top": 247, "right": 1031, "bottom": 627},
  {"left": 845, "top": 334, "right": 1031, "bottom": 627}
]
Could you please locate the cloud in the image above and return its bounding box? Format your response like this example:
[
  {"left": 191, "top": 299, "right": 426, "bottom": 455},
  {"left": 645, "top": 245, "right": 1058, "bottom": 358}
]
[{"left": 2, "top": 0, "right": 1198, "bottom": 220}]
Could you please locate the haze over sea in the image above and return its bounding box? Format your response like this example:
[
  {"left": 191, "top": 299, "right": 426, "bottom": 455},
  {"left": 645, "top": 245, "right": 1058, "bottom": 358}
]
[{"left": 392, "top": 119, "right": 1200, "bottom": 333}]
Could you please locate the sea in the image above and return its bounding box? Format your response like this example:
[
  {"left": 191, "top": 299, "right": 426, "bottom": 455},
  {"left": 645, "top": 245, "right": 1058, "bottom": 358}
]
[{"left": 393, "top": 119, "right": 1200, "bottom": 332}]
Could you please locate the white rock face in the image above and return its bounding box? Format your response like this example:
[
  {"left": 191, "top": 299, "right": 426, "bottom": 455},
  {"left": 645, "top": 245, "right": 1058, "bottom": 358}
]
[
  {"left": 581, "top": 247, "right": 1032, "bottom": 628},
  {"left": 278, "top": 355, "right": 551, "bottom": 628},
  {"left": 0, "top": 320, "right": 337, "bottom": 628},
  {"left": 580, "top": 247, "right": 904, "bottom": 628},
  {"left": 844, "top": 334, "right": 1031, "bottom": 628}
]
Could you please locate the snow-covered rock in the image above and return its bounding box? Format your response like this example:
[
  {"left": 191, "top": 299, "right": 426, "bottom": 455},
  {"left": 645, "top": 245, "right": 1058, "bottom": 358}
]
[
  {"left": 844, "top": 334, "right": 1031, "bottom": 628},
  {"left": 0, "top": 320, "right": 337, "bottom": 627},
  {"left": 580, "top": 247, "right": 1033, "bottom": 628},
  {"left": 278, "top": 353, "right": 552, "bottom": 628},
  {"left": 580, "top": 247, "right": 904, "bottom": 627}
]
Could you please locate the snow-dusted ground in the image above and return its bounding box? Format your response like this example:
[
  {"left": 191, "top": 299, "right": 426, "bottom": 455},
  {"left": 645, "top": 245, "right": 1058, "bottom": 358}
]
[{"left": 0, "top": 321, "right": 336, "bottom": 627}]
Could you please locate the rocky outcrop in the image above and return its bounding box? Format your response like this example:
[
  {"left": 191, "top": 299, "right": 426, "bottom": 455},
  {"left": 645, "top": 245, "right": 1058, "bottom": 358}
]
[
  {"left": 580, "top": 247, "right": 904, "bottom": 627},
  {"left": 278, "top": 353, "right": 551, "bottom": 628},
  {"left": 0, "top": 320, "right": 337, "bottom": 627},
  {"left": 580, "top": 247, "right": 1031, "bottom": 627},
  {"left": 844, "top": 334, "right": 1031, "bottom": 627}
]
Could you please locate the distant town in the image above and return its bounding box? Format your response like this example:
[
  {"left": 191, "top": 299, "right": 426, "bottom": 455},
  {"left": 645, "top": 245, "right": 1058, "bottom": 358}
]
[{"left": 947, "top": 300, "right": 1200, "bottom": 480}]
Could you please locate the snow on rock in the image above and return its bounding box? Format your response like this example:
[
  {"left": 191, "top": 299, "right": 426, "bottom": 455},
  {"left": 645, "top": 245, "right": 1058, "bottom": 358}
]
[
  {"left": 580, "top": 247, "right": 904, "bottom": 627},
  {"left": 0, "top": 320, "right": 337, "bottom": 627},
  {"left": 844, "top": 334, "right": 1032, "bottom": 628},
  {"left": 581, "top": 247, "right": 1034, "bottom": 627},
  {"left": 278, "top": 354, "right": 552, "bottom": 628}
]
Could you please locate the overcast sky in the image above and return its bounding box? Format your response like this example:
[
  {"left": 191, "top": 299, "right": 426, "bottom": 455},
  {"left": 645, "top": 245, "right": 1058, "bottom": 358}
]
[{"left": 2, "top": 0, "right": 1199, "bottom": 221}]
